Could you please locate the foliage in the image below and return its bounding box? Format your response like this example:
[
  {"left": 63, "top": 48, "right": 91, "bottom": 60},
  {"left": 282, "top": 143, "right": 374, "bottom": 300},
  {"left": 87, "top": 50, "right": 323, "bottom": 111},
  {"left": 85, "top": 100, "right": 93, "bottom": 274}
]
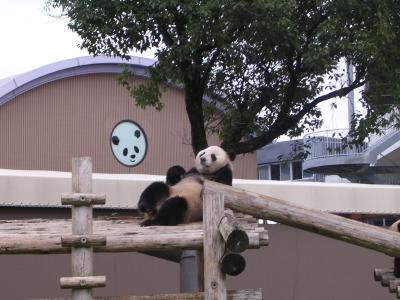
[{"left": 46, "top": 0, "right": 400, "bottom": 155}]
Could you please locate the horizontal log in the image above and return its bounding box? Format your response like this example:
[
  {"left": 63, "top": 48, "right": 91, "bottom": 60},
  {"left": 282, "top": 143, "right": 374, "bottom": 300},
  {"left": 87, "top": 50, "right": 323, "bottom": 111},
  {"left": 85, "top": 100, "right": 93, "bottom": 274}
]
[
  {"left": 220, "top": 252, "right": 246, "bottom": 276},
  {"left": 0, "top": 218, "right": 266, "bottom": 254},
  {"left": 204, "top": 181, "right": 400, "bottom": 257},
  {"left": 61, "top": 235, "right": 106, "bottom": 247},
  {"left": 389, "top": 278, "right": 400, "bottom": 293},
  {"left": 374, "top": 268, "right": 394, "bottom": 281},
  {"left": 382, "top": 273, "right": 397, "bottom": 287},
  {"left": 27, "top": 288, "right": 262, "bottom": 299},
  {"left": 60, "top": 275, "right": 106, "bottom": 289},
  {"left": 219, "top": 210, "right": 249, "bottom": 253},
  {"left": 61, "top": 193, "right": 106, "bottom": 206}
]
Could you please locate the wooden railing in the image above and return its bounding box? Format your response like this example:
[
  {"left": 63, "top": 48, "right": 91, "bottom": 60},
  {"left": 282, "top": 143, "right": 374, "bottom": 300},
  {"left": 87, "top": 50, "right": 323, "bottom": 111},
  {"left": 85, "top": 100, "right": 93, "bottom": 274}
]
[{"left": 2, "top": 157, "right": 400, "bottom": 299}]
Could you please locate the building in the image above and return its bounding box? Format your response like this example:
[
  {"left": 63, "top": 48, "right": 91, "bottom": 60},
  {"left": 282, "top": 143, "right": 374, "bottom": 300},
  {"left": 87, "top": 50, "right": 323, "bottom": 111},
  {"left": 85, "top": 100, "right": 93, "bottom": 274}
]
[
  {"left": 0, "top": 55, "right": 256, "bottom": 178},
  {"left": 303, "top": 128, "right": 400, "bottom": 184},
  {"left": 256, "top": 139, "right": 316, "bottom": 181}
]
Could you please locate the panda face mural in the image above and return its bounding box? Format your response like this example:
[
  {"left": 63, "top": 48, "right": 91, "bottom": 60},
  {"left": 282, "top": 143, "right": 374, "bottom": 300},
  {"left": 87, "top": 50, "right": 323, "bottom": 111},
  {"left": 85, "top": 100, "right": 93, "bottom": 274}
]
[{"left": 110, "top": 120, "right": 148, "bottom": 167}]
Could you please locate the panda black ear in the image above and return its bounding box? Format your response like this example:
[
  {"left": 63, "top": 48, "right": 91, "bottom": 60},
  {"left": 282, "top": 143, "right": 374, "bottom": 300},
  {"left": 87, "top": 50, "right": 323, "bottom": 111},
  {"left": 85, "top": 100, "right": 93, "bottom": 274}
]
[
  {"left": 228, "top": 151, "right": 236, "bottom": 162},
  {"left": 111, "top": 136, "right": 120, "bottom": 145}
]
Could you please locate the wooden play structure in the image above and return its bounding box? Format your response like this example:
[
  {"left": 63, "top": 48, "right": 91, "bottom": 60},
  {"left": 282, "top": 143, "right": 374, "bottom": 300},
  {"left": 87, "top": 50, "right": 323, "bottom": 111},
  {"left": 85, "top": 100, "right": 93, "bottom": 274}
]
[{"left": 1, "top": 156, "right": 400, "bottom": 299}]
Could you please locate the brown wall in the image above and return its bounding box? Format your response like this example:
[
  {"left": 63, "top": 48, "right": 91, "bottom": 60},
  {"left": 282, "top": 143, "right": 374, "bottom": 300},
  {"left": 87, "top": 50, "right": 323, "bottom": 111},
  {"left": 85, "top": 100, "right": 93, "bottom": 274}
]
[
  {"left": 0, "top": 221, "right": 393, "bottom": 300},
  {"left": 0, "top": 74, "right": 256, "bottom": 178}
]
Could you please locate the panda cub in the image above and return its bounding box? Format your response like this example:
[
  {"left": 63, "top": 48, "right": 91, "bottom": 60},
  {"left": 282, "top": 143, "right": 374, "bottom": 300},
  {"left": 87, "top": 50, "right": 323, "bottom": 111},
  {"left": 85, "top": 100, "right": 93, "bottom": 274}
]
[
  {"left": 168, "top": 145, "right": 236, "bottom": 186},
  {"left": 138, "top": 146, "right": 235, "bottom": 226},
  {"left": 389, "top": 220, "right": 400, "bottom": 277}
]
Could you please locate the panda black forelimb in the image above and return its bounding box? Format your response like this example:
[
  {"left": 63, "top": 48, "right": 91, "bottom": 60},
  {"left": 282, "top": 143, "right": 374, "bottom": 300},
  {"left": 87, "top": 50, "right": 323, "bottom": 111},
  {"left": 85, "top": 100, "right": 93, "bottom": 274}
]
[{"left": 141, "top": 196, "right": 188, "bottom": 226}]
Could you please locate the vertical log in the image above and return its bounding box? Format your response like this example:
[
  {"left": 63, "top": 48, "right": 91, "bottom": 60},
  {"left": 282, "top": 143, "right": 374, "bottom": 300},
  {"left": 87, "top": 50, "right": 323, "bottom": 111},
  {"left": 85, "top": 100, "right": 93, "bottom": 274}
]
[
  {"left": 203, "top": 192, "right": 226, "bottom": 300},
  {"left": 71, "top": 157, "right": 93, "bottom": 300}
]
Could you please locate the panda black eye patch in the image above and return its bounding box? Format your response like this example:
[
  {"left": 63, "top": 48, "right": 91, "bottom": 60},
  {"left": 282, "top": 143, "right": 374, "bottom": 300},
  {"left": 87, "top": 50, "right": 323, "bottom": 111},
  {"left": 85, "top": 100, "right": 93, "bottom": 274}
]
[
  {"left": 211, "top": 154, "right": 217, "bottom": 162},
  {"left": 123, "top": 148, "right": 128, "bottom": 156},
  {"left": 135, "top": 130, "right": 141, "bottom": 138},
  {"left": 134, "top": 146, "right": 139, "bottom": 153},
  {"left": 111, "top": 136, "right": 120, "bottom": 145}
]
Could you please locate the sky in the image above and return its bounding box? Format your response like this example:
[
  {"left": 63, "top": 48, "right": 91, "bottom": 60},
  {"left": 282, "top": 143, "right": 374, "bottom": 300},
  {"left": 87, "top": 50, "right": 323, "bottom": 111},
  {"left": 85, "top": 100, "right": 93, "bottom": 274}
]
[{"left": 0, "top": 0, "right": 356, "bottom": 132}]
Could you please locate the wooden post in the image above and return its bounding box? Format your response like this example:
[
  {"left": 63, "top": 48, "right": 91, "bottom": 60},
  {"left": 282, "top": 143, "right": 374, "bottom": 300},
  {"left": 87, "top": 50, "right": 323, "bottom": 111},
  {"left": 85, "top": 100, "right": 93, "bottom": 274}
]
[
  {"left": 203, "top": 192, "right": 226, "bottom": 300},
  {"left": 61, "top": 157, "right": 106, "bottom": 300}
]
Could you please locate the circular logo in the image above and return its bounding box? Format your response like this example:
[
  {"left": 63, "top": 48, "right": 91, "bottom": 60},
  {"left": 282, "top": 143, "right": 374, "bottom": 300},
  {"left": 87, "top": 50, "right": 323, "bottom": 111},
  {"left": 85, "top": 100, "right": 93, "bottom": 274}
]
[{"left": 110, "top": 120, "right": 148, "bottom": 167}]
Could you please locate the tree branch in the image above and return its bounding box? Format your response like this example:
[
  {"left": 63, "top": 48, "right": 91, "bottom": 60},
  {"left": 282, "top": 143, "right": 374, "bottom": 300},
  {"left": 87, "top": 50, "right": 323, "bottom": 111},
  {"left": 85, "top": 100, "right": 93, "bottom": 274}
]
[{"left": 229, "top": 69, "right": 366, "bottom": 154}]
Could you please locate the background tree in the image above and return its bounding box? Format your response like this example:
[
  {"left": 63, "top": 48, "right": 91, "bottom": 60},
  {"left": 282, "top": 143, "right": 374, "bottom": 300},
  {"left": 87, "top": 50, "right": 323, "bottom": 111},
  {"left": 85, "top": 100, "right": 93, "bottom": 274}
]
[{"left": 47, "top": 0, "right": 400, "bottom": 155}]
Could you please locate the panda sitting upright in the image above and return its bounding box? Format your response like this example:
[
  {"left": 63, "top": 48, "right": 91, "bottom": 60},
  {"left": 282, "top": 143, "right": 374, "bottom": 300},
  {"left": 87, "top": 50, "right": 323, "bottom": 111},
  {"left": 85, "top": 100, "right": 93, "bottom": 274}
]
[{"left": 138, "top": 146, "right": 235, "bottom": 226}]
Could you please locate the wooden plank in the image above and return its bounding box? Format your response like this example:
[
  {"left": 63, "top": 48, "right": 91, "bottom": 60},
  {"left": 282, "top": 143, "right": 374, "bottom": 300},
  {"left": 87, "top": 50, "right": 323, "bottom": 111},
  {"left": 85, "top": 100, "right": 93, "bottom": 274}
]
[
  {"left": 203, "top": 192, "right": 226, "bottom": 300},
  {"left": 204, "top": 180, "right": 400, "bottom": 257},
  {"left": 26, "top": 288, "right": 262, "bottom": 300}
]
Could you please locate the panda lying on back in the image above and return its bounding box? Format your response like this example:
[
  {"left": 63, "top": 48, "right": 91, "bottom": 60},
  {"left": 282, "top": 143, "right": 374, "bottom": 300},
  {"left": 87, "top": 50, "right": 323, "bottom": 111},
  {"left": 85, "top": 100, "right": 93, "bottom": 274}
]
[{"left": 138, "top": 146, "right": 235, "bottom": 226}]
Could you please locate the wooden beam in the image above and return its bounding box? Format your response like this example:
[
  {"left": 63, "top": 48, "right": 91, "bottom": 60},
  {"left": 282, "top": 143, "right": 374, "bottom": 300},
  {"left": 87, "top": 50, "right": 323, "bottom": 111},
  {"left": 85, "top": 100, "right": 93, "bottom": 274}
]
[
  {"left": 219, "top": 210, "right": 249, "bottom": 253},
  {"left": 61, "top": 193, "right": 106, "bottom": 206},
  {"left": 204, "top": 180, "right": 400, "bottom": 257},
  {"left": 203, "top": 192, "right": 226, "bottom": 300},
  {"left": 220, "top": 252, "right": 246, "bottom": 276},
  {"left": 61, "top": 235, "right": 107, "bottom": 247},
  {"left": 60, "top": 276, "right": 106, "bottom": 289},
  {"left": 0, "top": 219, "right": 266, "bottom": 254},
  {"left": 26, "top": 288, "right": 262, "bottom": 300}
]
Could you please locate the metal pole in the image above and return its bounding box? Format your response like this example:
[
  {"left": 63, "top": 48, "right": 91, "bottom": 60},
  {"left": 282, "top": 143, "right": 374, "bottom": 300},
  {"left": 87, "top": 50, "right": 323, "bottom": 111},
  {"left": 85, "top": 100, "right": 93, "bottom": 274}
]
[{"left": 347, "top": 60, "right": 355, "bottom": 129}]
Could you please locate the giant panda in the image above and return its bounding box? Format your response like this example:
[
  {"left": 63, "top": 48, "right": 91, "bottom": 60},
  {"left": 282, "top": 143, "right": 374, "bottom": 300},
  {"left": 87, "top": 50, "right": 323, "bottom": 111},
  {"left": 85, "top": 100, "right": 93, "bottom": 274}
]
[
  {"left": 166, "top": 145, "right": 236, "bottom": 186},
  {"left": 389, "top": 220, "right": 400, "bottom": 277},
  {"left": 139, "top": 146, "right": 235, "bottom": 226}
]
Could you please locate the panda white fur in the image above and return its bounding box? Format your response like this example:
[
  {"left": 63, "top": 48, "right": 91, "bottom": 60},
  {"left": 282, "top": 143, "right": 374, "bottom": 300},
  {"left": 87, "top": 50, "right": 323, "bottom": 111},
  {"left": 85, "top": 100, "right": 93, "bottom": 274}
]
[
  {"left": 139, "top": 146, "right": 235, "bottom": 226},
  {"left": 389, "top": 220, "right": 400, "bottom": 277}
]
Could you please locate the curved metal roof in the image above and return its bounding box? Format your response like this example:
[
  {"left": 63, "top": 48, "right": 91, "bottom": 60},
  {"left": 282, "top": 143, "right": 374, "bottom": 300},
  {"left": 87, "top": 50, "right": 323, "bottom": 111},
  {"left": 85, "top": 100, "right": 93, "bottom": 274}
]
[{"left": 0, "top": 56, "right": 156, "bottom": 106}]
